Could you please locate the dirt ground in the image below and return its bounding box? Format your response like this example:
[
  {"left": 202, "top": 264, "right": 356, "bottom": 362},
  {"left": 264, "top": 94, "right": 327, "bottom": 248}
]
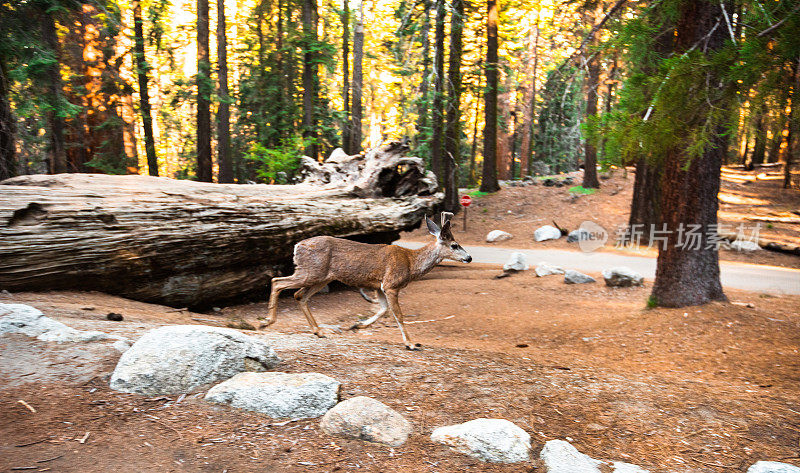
[
  {"left": 1, "top": 166, "right": 799, "bottom": 472},
  {"left": 2, "top": 268, "right": 800, "bottom": 472},
  {"left": 404, "top": 166, "right": 800, "bottom": 269}
]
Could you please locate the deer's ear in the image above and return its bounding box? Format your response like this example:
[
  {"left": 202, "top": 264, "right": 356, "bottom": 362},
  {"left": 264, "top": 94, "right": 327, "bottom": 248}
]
[
  {"left": 426, "top": 216, "right": 441, "bottom": 237},
  {"left": 440, "top": 220, "right": 453, "bottom": 239}
]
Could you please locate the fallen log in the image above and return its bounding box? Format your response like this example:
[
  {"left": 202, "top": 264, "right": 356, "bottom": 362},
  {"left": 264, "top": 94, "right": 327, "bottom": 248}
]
[{"left": 0, "top": 144, "right": 441, "bottom": 307}]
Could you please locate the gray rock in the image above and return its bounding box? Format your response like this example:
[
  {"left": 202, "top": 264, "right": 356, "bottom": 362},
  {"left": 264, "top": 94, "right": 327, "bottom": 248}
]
[
  {"left": 567, "top": 229, "right": 591, "bottom": 243},
  {"left": 564, "top": 270, "right": 596, "bottom": 284},
  {"left": 206, "top": 372, "right": 339, "bottom": 419},
  {"left": 540, "top": 439, "right": 603, "bottom": 473},
  {"left": 530, "top": 162, "right": 551, "bottom": 176},
  {"left": 534, "top": 225, "right": 562, "bottom": 242},
  {"left": 112, "top": 339, "right": 132, "bottom": 353},
  {"left": 0, "top": 303, "right": 111, "bottom": 343},
  {"left": 503, "top": 252, "right": 529, "bottom": 271},
  {"left": 535, "top": 262, "right": 565, "bottom": 277},
  {"left": 109, "top": 325, "right": 280, "bottom": 395},
  {"left": 602, "top": 267, "right": 644, "bottom": 287},
  {"left": 431, "top": 418, "right": 531, "bottom": 463},
  {"left": 612, "top": 461, "right": 650, "bottom": 473},
  {"left": 731, "top": 239, "right": 760, "bottom": 251},
  {"left": 747, "top": 462, "right": 800, "bottom": 473},
  {"left": 486, "top": 230, "right": 513, "bottom": 242},
  {"left": 320, "top": 396, "right": 412, "bottom": 446}
]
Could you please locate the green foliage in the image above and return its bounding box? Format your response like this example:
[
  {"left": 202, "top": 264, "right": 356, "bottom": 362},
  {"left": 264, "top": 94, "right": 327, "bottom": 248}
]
[
  {"left": 646, "top": 295, "right": 658, "bottom": 309},
  {"left": 568, "top": 185, "right": 596, "bottom": 195},
  {"left": 534, "top": 66, "right": 584, "bottom": 173},
  {"left": 243, "top": 138, "right": 306, "bottom": 184},
  {"left": 468, "top": 190, "right": 489, "bottom": 197}
]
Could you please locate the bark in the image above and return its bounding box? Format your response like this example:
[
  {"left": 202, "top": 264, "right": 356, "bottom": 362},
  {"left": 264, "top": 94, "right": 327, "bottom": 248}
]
[
  {"left": 40, "top": 11, "right": 67, "bottom": 174},
  {"left": 785, "top": 57, "right": 799, "bottom": 189},
  {"left": 443, "top": 0, "right": 463, "bottom": 212},
  {"left": 350, "top": 2, "right": 364, "bottom": 154},
  {"left": 416, "top": 0, "right": 432, "bottom": 149},
  {"left": 430, "top": 0, "right": 446, "bottom": 185},
  {"left": 0, "top": 58, "right": 15, "bottom": 181},
  {"left": 581, "top": 3, "right": 601, "bottom": 189},
  {"left": 749, "top": 104, "right": 767, "bottom": 168},
  {"left": 0, "top": 160, "right": 441, "bottom": 308},
  {"left": 302, "top": 0, "right": 319, "bottom": 160},
  {"left": 651, "top": 0, "right": 727, "bottom": 308},
  {"left": 196, "top": 0, "right": 212, "bottom": 182},
  {"left": 627, "top": 158, "right": 662, "bottom": 243},
  {"left": 341, "top": 0, "right": 351, "bottom": 153},
  {"left": 518, "top": 22, "right": 540, "bottom": 177},
  {"left": 217, "top": 0, "right": 233, "bottom": 183},
  {"left": 133, "top": 1, "right": 158, "bottom": 177},
  {"left": 480, "top": 0, "right": 500, "bottom": 193}
]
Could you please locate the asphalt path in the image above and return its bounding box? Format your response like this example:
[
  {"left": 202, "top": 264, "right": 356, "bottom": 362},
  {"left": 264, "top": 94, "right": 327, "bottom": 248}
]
[{"left": 395, "top": 240, "right": 800, "bottom": 295}]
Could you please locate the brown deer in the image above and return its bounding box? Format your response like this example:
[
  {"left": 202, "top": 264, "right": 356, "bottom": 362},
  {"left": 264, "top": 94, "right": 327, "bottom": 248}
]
[{"left": 258, "top": 212, "right": 471, "bottom": 350}]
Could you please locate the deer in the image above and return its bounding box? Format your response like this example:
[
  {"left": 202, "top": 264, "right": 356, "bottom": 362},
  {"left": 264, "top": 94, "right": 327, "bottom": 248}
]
[{"left": 257, "top": 212, "right": 472, "bottom": 350}]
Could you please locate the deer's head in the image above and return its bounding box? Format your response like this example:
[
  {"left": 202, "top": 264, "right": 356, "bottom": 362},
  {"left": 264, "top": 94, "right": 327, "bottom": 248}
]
[{"left": 426, "top": 212, "right": 472, "bottom": 263}]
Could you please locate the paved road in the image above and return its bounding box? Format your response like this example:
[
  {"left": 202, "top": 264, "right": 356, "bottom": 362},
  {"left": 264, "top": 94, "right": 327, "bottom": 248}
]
[{"left": 395, "top": 240, "right": 800, "bottom": 295}]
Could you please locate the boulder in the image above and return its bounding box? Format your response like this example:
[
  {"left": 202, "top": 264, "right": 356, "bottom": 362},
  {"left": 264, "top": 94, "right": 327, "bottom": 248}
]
[
  {"left": 320, "top": 396, "right": 413, "bottom": 446},
  {"left": 535, "top": 262, "right": 565, "bottom": 277},
  {"left": 486, "top": 230, "right": 513, "bottom": 242},
  {"left": 109, "top": 325, "right": 280, "bottom": 395},
  {"left": 205, "top": 372, "right": 339, "bottom": 419},
  {"left": 747, "top": 462, "right": 800, "bottom": 473},
  {"left": 0, "top": 303, "right": 111, "bottom": 343},
  {"left": 540, "top": 439, "right": 603, "bottom": 473},
  {"left": 564, "top": 270, "right": 596, "bottom": 284},
  {"left": 602, "top": 267, "right": 644, "bottom": 287},
  {"left": 503, "top": 252, "right": 529, "bottom": 272},
  {"left": 534, "top": 225, "right": 562, "bottom": 242},
  {"left": 430, "top": 418, "right": 531, "bottom": 463},
  {"left": 567, "top": 229, "right": 591, "bottom": 243},
  {"left": 731, "top": 239, "right": 760, "bottom": 251}
]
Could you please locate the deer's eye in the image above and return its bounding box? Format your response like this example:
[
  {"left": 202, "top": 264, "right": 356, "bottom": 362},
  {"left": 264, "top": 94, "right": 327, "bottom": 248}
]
[{"left": 450, "top": 243, "right": 458, "bottom": 249}]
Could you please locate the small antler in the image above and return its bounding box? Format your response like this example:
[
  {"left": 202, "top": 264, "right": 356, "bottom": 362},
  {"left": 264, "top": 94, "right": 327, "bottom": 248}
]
[{"left": 441, "top": 212, "right": 454, "bottom": 227}]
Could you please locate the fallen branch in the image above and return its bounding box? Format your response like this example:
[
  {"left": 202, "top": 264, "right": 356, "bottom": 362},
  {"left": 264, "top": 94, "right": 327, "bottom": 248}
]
[
  {"left": 17, "top": 400, "right": 36, "bottom": 413},
  {"left": 405, "top": 315, "right": 455, "bottom": 325}
]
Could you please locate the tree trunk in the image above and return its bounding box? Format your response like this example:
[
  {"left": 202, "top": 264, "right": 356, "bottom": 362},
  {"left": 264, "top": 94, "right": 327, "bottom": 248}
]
[
  {"left": 443, "top": 0, "right": 463, "bottom": 211},
  {"left": 302, "top": 0, "right": 319, "bottom": 160},
  {"left": 469, "top": 93, "right": 481, "bottom": 187},
  {"left": 341, "top": 0, "right": 351, "bottom": 153},
  {"left": 350, "top": 2, "right": 364, "bottom": 154},
  {"left": 217, "top": 0, "right": 233, "bottom": 183},
  {"left": 784, "top": 57, "right": 799, "bottom": 189},
  {"left": 0, "top": 58, "right": 15, "bottom": 181},
  {"left": 519, "top": 21, "right": 539, "bottom": 177},
  {"left": 581, "top": 3, "right": 601, "bottom": 189},
  {"left": 196, "top": 0, "right": 212, "bottom": 182},
  {"left": 628, "top": 158, "right": 662, "bottom": 243},
  {"left": 480, "top": 0, "right": 500, "bottom": 193},
  {"left": 133, "top": 1, "right": 158, "bottom": 177},
  {"left": 0, "top": 169, "right": 440, "bottom": 308},
  {"left": 651, "top": 0, "right": 727, "bottom": 308},
  {"left": 40, "top": 12, "right": 67, "bottom": 174},
  {"left": 430, "top": 0, "right": 446, "bottom": 185},
  {"left": 750, "top": 103, "right": 767, "bottom": 168}
]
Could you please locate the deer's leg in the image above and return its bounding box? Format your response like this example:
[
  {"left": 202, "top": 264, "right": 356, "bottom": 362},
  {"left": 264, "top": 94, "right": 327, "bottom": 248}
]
[
  {"left": 350, "top": 289, "right": 388, "bottom": 330},
  {"left": 262, "top": 275, "right": 305, "bottom": 329},
  {"left": 296, "top": 282, "right": 328, "bottom": 337},
  {"left": 384, "top": 288, "right": 420, "bottom": 351}
]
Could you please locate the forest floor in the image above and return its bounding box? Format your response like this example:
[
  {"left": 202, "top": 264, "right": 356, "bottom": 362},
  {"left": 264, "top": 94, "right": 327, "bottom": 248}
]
[
  {"left": 1, "top": 165, "right": 799, "bottom": 473},
  {"left": 404, "top": 164, "right": 800, "bottom": 268}
]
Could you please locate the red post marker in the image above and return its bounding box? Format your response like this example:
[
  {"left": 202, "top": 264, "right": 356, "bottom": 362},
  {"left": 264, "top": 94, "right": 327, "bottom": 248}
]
[{"left": 460, "top": 195, "right": 472, "bottom": 231}]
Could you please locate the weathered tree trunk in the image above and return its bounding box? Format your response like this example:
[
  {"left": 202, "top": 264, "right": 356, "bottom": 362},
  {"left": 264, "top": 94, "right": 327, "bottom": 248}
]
[
  {"left": 480, "top": 0, "right": 501, "bottom": 193},
  {"left": 350, "top": 2, "right": 364, "bottom": 154},
  {"left": 341, "top": 0, "right": 351, "bottom": 153},
  {"left": 582, "top": 3, "right": 601, "bottom": 189},
  {"left": 0, "top": 148, "right": 440, "bottom": 308},
  {"left": 0, "top": 58, "right": 15, "bottom": 181},
  {"left": 133, "top": 0, "right": 159, "bottom": 177},
  {"left": 40, "top": 11, "right": 67, "bottom": 174},
  {"left": 430, "top": 0, "right": 446, "bottom": 185},
  {"left": 519, "top": 21, "right": 540, "bottom": 177},
  {"left": 628, "top": 158, "right": 662, "bottom": 243},
  {"left": 443, "top": 0, "right": 463, "bottom": 212},
  {"left": 217, "top": 0, "right": 233, "bottom": 183},
  {"left": 196, "top": 0, "right": 212, "bottom": 182},
  {"left": 651, "top": 0, "right": 727, "bottom": 308},
  {"left": 302, "top": 0, "right": 319, "bottom": 160}
]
